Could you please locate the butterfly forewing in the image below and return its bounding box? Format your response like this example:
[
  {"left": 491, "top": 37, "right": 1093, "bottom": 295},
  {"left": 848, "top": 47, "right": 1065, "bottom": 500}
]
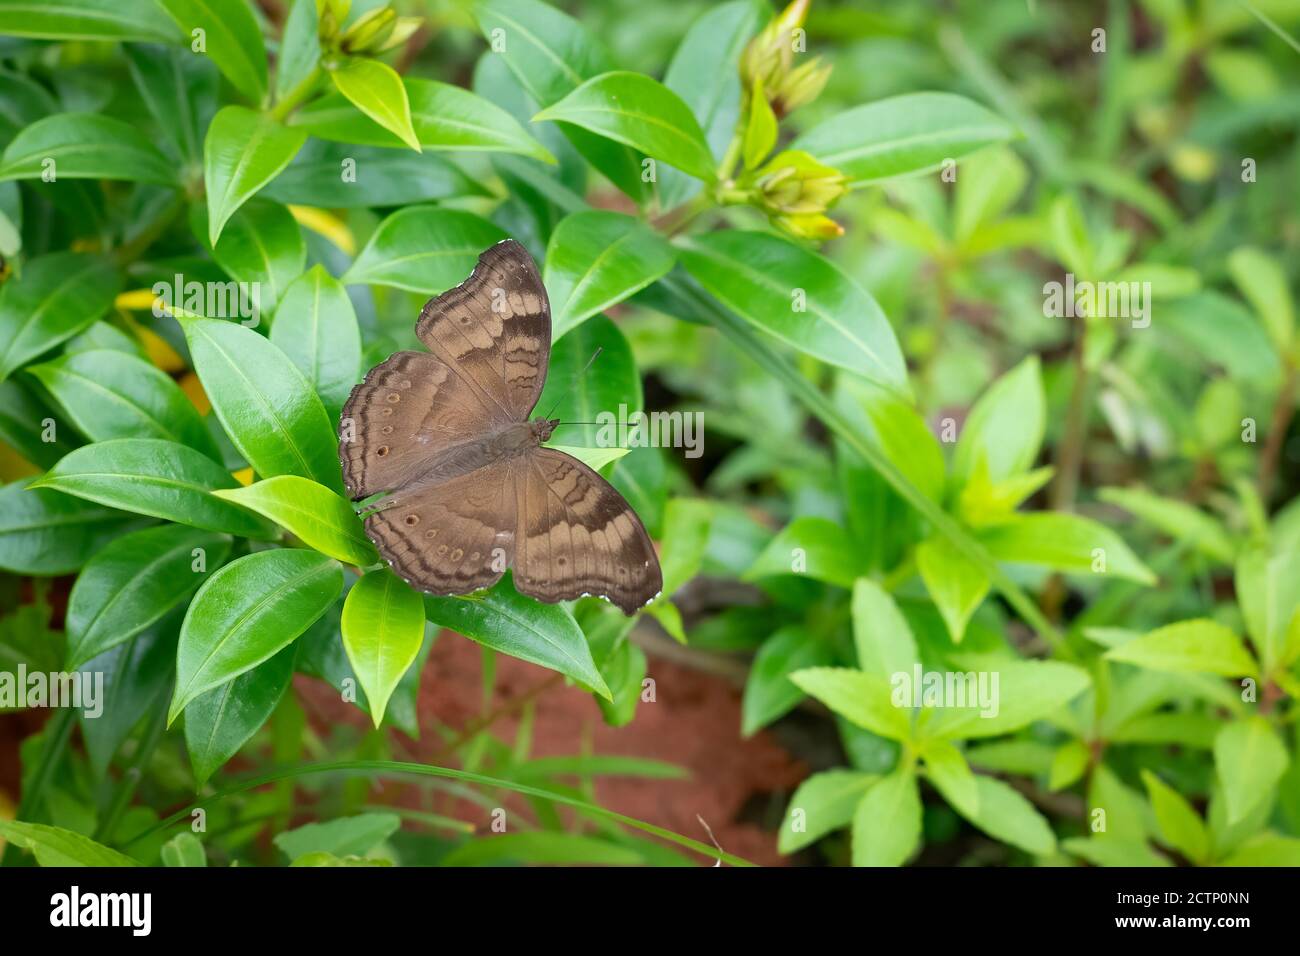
[{"left": 415, "top": 239, "right": 550, "bottom": 421}]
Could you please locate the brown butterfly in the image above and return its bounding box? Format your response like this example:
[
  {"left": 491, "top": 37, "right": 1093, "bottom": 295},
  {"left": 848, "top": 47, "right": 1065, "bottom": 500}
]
[{"left": 339, "top": 239, "right": 663, "bottom": 615}]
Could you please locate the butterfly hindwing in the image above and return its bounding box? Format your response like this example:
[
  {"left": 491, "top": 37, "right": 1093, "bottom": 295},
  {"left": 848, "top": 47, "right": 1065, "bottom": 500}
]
[
  {"left": 415, "top": 239, "right": 551, "bottom": 421},
  {"left": 513, "top": 448, "right": 662, "bottom": 615},
  {"left": 340, "top": 350, "right": 502, "bottom": 500}
]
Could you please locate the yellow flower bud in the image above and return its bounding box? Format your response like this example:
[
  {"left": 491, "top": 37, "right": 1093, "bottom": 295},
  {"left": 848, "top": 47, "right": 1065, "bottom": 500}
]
[{"left": 340, "top": 6, "right": 397, "bottom": 55}]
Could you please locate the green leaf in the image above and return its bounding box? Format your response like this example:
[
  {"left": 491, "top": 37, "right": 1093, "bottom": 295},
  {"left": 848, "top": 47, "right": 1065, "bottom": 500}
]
[
  {"left": 78, "top": 618, "right": 177, "bottom": 775},
  {"left": 744, "top": 516, "right": 863, "bottom": 589},
  {"left": 927, "top": 656, "right": 1091, "bottom": 740},
  {"left": 921, "top": 738, "right": 979, "bottom": 818},
  {"left": 1219, "top": 834, "right": 1300, "bottom": 866},
  {"left": 341, "top": 570, "right": 426, "bottom": 727},
  {"left": 1063, "top": 836, "right": 1171, "bottom": 867},
  {"left": 851, "top": 767, "right": 921, "bottom": 866},
  {"left": 32, "top": 438, "right": 274, "bottom": 537},
  {"left": 952, "top": 355, "right": 1043, "bottom": 488},
  {"left": 66, "top": 524, "right": 230, "bottom": 667},
  {"left": 170, "top": 549, "right": 342, "bottom": 721},
  {"left": 1048, "top": 739, "right": 1089, "bottom": 790},
  {"left": 29, "top": 349, "right": 221, "bottom": 460},
  {"left": 269, "top": 265, "right": 361, "bottom": 414},
  {"left": 1235, "top": 545, "right": 1300, "bottom": 673},
  {"left": 264, "top": 141, "right": 486, "bottom": 208},
  {"left": 961, "top": 776, "right": 1056, "bottom": 856},
  {"left": 535, "top": 314, "right": 641, "bottom": 449},
  {"left": 789, "top": 667, "right": 910, "bottom": 741},
  {"left": 1104, "top": 619, "right": 1259, "bottom": 677},
  {"left": 916, "top": 535, "right": 990, "bottom": 643},
  {"left": 544, "top": 210, "right": 675, "bottom": 340},
  {"left": 0, "top": 0, "right": 180, "bottom": 42},
  {"left": 0, "top": 252, "right": 120, "bottom": 382},
  {"left": 0, "top": 112, "right": 178, "bottom": 184},
  {"left": 203, "top": 106, "right": 306, "bottom": 245},
  {"left": 851, "top": 579, "right": 920, "bottom": 682},
  {"left": 1141, "top": 770, "right": 1210, "bottom": 864},
  {"left": 835, "top": 375, "right": 944, "bottom": 503},
  {"left": 341, "top": 206, "right": 506, "bottom": 294},
  {"left": 441, "top": 832, "right": 642, "bottom": 867},
  {"left": 425, "top": 576, "right": 610, "bottom": 699},
  {"left": 679, "top": 230, "right": 907, "bottom": 393},
  {"left": 1049, "top": 193, "right": 1093, "bottom": 277},
  {"left": 1098, "top": 487, "right": 1235, "bottom": 564},
  {"left": 978, "top": 512, "right": 1156, "bottom": 584},
  {"left": 293, "top": 78, "right": 553, "bottom": 162},
  {"left": 0, "top": 479, "right": 131, "bottom": 575},
  {"left": 742, "top": 78, "right": 777, "bottom": 169},
  {"left": 160, "top": 0, "right": 267, "bottom": 103},
  {"left": 184, "top": 642, "right": 296, "bottom": 784},
  {"left": 778, "top": 768, "right": 875, "bottom": 854},
  {"left": 160, "top": 833, "right": 207, "bottom": 867},
  {"left": 741, "top": 625, "right": 834, "bottom": 735},
  {"left": 1215, "top": 717, "right": 1288, "bottom": 824},
  {"left": 180, "top": 317, "right": 341, "bottom": 491},
  {"left": 274, "top": 813, "right": 400, "bottom": 861},
  {"left": 1227, "top": 246, "right": 1293, "bottom": 356},
  {"left": 656, "top": 497, "right": 713, "bottom": 597},
  {"left": 209, "top": 200, "right": 305, "bottom": 317},
  {"left": 275, "top": 0, "right": 319, "bottom": 103},
  {"left": 212, "top": 476, "right": 376, "bottom": 566},
  {"left": 328, "top": 58, "right": 420, "bottom": 153},
  {"left": 125, "top": 42, "right": 215, "bottom": 166},
  {"left": 0, "top": 820, "right": 138, "bottom": 866},
  {"left": 535, "top": 71, "right": 715, "bottom": 181},
  {"left": 792, "top": 92, "right": 1014, "bottom": 188}
]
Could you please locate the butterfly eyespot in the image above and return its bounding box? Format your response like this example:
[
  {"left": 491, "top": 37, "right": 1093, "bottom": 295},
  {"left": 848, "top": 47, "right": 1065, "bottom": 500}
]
[
  {"left": 377, "top": 446, "right": 389, "bottom": 456},
  {"left": 382, "top": 407, "right": 393, "bottom": 417},
  {"left": 437, "top": 545, "right": 448, "bottom": 556},
  {"left": 386, "top": 393, "right": 400, "bottom": 403},
  {"left": 404, "top": 514, "right": 419, "bottom": 526},
  {"left": 450, "top": 548, "right": 463, "bottom": 561},
  {"left": 381, "top": 425, "right": 393, "bottom": 434},
  {"left": 425, "top": 529, "right": 438, "bottom": 539}
]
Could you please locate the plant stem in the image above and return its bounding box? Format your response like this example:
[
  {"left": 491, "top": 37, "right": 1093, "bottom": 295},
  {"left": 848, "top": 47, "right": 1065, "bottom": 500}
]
[
  {"left": 114, "top": 192, "right": 185, "bottom": 267},
  {"left": 1, "top": 707, "right": 75, "bottom": 867},
  {"left": 93, "top": 701, "right": 167, "bottom": 843},
  {"left": 269, "top": 66, "right": 324, "bottom": 122}
]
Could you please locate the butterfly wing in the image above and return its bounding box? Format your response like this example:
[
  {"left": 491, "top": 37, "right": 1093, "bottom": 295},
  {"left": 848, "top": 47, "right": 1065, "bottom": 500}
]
[
  {"left": 339, "top": 350, "right": 505, "bottom": 500},
  {"left": 415, "top": 238, "right": 550, "bottom": 422},
  {"left": 363, "top": 461, "right": 517, "bottom": 594},
  {"left": 513, "top": 447, "right": 662, "bottom": 615}
]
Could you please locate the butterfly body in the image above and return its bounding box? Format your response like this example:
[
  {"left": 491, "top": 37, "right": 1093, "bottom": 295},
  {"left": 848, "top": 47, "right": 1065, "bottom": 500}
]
[{"left": 340, "top": 240, "right": 662, "bottom": 615}]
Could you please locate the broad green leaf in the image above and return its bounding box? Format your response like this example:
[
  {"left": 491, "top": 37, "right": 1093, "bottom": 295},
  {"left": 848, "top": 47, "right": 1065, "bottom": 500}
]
[
  {"left": 921, "top": 738, "right": 979, "bottom": 818},
  {"left": 0, "top": 820, "right": 138, "bottom": 867},
  {"left": 1048, "top": 739, "right": 1089, "bottom": 790},
  {"left": 342, "top": 569, "right": 427, "bottom": 727},
  {"left": 535, "top": 71, "right": 715, "bottom": 181},
  {"left": 170, "top": 549, "right": 342, "bottom": 721},
  {"left": 535, "top": 314, "right": 641, "bottom": 449},
  {"left": 789, "top": 667, "right": 910, "bottom": 741},
  {"left": 66, "top": 524, "right": 230, "bottom": 667},
  {"left": 0, "top": 0, "right": 179, "bottom": 42},
  {"left": 1220, "top": 834, "right": 1300, "bottom": 866},
  {"left": 425, "top": 576, "right": 610, "bottom": 699},
  {"left": 0, "top": 69, "right": 57, "bottom": 146},
  {"left": 0, "top": 479, "right": 131, "bottom": 575},
  {"left": 160, "top": 0, "right": 267, "bottom": 103},
  {"left": 212, "top": 476, "right": 376, "bottom": 566},
  {"left": 851, "top": 768, "right": 921, "bottom": 866},
  {"left": 275, "top": 0, "right": 319, "bottom": 102},
  {"left": 264, "top": 141, "right": 486, "bottom": 208},
  {"left": 32, "top": 438, "right": 274, "bottom": 537},
  {"left": 1162, "top": 292, "right": 1281, "bottom": 385},
  {"left": 741, "top": 78, "right": 777, "bottom": 169},
  {"left": 679, "top": 231, "right": 907, "bottom": 393},
  {"left": 1063, "top": 837, "right": 1171, "bottom": 867},
  {"left": 274, "top": 813, "right": 401, "bottom": 861},
  {"left": 1215, "top": 717, "right": 1288, "bottom": 824},
  {"left": 544, "top": 211, "right": 675, "bottom": 340},
  {"left": 29, "top": 349, "right": 221, "bottom": 460},
  {"left": 792, "top": 92, "right": 1014, "bottom": 188},
  {"left": 441, "top": 832, "right": 642, "bottom": 867},
  {"left": 951, "top": 355, "right": 1043, "bottom": 489},
  {"left": 1098, "top": 486, "right": 1235, "bottom": 564},
  {"left": 1227, "top": 246, "right": 1293, "bottom": 355},
  {"left": 961, "top": 776, "right": 1056, "bottom": 856},
  {"left": 78, "top": 618, "right": 177, "bottom": 775},
  {"left": 979, "top": 512, "right": 1156, "bottom": 584},
  {"left": 744, "top": 516, "right": 863, "bottom": 589},
  {"left": 184, "top": 642, "right": 296, "bottom": 784},
  {"left": 341, "top": 206, "right": 506, "bottom": 293},
  {"left": 851, "top": 579, "right": 920, "bottom": 682},
  {"left": 835, "top": 375, "right": 944, "bottom": 502},
  {"left": 657, "top": 497, "right": 713, "bottom": 596},
  {"left": 1104, "top": 619, "right": 1258, "bottom": 677},
  {"left": 0, "top": 252, "right": 120, "bottom": 382},
  {"left": 778, "top": 768, "right": 875, "bottom": 854},
  {"left": 1141, "top": 769, "right": 1210, "bottom": 864},
  {"left": 204, "top": 106, "right": 306, "bottom": 245},
  {"left": 0, "top": 112, "right": 177, "bottom": 184},
  {"left": 1235, "top": 545, "right": 1300, "bottom": 673},
  {"left": 293, "top": 78, "right": 553, "bottom": 162},
  {"left": 329, "top": 58, "right": 420, "bottom": 153},
  {"left": 270, "top": 265, "right": 361, "bottom": 414},
  {"left": 928, "top": 656, "right": 1091, "bottom": 740},
  {"left": 916, "top": 535, "right": 990, "bottom": 643},
  {"left": 161, "top": 833, "right": 207, "bottom": 867},
  {"left": 180, "top": 317, "right": 341, "bottom": 491},
  {"left": 741, "top": 625, "right": 834, "bottom": 735},
  {"left": 1048, "top": 193, "right": 1093, "bottom": 277},
  {"left": 209, "top": 200, "right": 305, "bottom": 317},
  {"left": 953, "top": 146, "right": 1028, "bottom": 243},
  {"left": 125, "top": 42, "right": 216, "bottom": 166}
]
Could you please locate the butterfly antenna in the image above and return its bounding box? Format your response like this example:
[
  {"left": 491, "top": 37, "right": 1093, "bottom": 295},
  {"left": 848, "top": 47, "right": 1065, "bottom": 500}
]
[{"left": 544, "top": 346, "right": 603, "bottom": 420}]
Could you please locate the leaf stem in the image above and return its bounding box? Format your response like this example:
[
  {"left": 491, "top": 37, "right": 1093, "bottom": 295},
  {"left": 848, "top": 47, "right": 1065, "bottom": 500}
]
[
  {"left": 93, "top": 700, "right": 168, "bottom": 843},
  {"left": 270, "top": 66, "right": 324, "bottom": 122}
]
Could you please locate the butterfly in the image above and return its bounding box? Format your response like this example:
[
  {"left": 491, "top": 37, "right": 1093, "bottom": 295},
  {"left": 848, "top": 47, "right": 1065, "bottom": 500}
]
[{"left": 339, "top": 239, "right": 663, "bottom": 615}]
